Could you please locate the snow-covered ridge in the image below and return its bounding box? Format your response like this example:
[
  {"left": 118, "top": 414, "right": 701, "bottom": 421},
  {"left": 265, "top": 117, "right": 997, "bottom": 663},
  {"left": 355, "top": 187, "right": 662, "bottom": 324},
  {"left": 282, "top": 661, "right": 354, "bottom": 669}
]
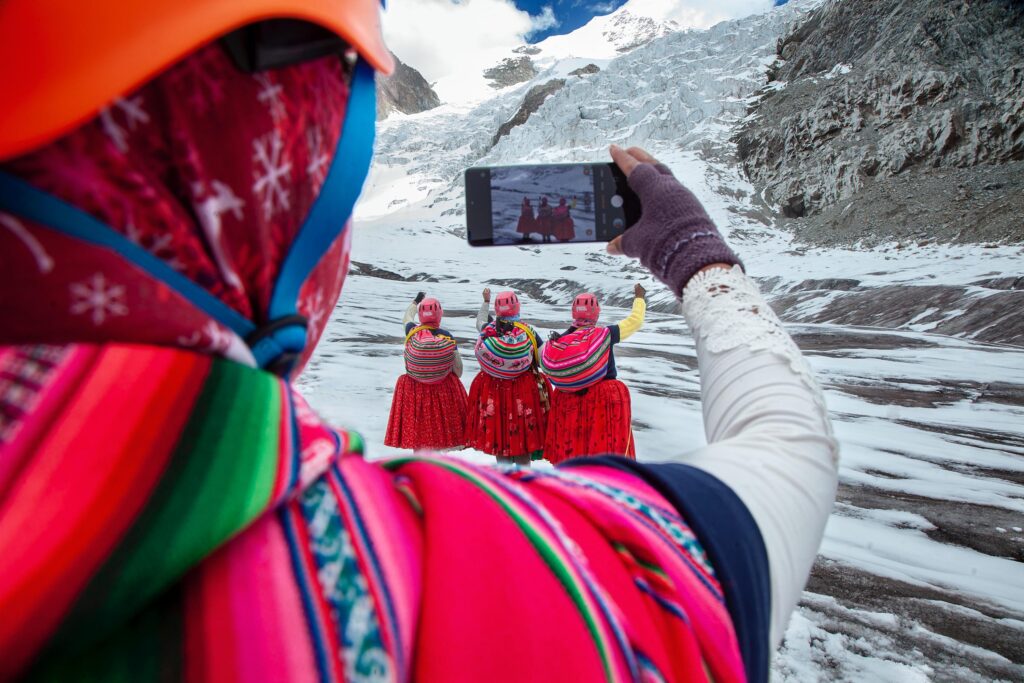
[
  {"left": 360, "top": 0, "right": 817, "bottom": 221},
  {"left": 431, "top": 0, "right": 689, "bottom": 105}
]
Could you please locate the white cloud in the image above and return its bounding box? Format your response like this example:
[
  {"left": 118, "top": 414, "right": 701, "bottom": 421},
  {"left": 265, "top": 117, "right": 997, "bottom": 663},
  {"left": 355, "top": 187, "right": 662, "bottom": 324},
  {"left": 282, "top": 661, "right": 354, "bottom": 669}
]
[
  {"left": 530, "top": 5, "right": 561, "bottom": 34},
  {"left": 590, "top": 1, "right": 620, "bottom": 14},
  {"left": 382, "top": 0, "right": 558, "bottom": 83}
]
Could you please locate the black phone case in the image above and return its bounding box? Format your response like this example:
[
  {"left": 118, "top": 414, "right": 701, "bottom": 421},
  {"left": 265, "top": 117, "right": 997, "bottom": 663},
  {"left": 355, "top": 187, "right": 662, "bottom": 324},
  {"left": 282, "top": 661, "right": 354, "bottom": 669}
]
[{"left": 464, "top": 163, "right": 641, "bottom": 247}]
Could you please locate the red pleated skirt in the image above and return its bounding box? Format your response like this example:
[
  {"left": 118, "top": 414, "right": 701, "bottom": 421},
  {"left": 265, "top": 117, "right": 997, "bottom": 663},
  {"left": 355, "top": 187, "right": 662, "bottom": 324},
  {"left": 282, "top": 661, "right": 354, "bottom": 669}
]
[
  {"left": 543, "top": 379, "right": 635, "bottom": 464},
  {"left": 464, "top": 371, "right": 550, "bottom": 459},
  {"left": 385, "top": 373, "right": 469, "bottom": 450}
]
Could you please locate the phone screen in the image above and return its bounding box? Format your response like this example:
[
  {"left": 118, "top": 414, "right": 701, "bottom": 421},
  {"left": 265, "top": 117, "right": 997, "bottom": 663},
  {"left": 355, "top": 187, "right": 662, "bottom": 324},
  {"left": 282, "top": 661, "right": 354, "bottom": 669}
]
[{"left": 464, "top": 163, "right": 641, "bottom": 246}]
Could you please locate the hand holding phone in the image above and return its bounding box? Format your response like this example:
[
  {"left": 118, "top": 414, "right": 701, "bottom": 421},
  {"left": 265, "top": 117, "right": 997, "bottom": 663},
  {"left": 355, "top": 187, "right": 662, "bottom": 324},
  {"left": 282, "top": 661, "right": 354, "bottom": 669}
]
[
  {"left": 465, "top": 162, "right": 641, "bottom": 247},
  {"left": 605, "top": 145, "right": 742, "bottom": 296}
]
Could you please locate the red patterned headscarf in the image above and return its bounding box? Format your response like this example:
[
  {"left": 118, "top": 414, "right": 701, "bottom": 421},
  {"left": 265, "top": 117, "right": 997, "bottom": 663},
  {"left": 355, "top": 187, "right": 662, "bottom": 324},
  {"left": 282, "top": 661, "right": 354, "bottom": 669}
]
[{"left": 0, "top": 43, "right": 354, "bottom": 373}]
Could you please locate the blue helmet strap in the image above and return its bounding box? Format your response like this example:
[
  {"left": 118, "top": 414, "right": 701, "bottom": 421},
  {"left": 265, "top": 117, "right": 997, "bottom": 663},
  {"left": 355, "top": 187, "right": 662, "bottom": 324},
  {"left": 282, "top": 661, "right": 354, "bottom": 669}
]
[
  {"left": 0, "top": 58, "right": 376, "bottom": 378},
  {"left": 261, "top": 59, "right": 376, "bottom": 376}
]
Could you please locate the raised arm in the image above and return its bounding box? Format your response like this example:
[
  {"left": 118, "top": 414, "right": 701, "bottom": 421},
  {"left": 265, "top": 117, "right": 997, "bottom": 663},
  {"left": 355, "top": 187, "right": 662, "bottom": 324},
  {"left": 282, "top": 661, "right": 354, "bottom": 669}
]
[
  {"left": 403, "top": 292, "right": 425, "bottom": 333},
  {"left": 476, "top": 288, "right": 491, "bottom": 332},
  {"left": 614, "top": 283, "right": 647, "bottom": 341},
  {"left": 402, "top": 301, "right": 418, "bottom": 327}
]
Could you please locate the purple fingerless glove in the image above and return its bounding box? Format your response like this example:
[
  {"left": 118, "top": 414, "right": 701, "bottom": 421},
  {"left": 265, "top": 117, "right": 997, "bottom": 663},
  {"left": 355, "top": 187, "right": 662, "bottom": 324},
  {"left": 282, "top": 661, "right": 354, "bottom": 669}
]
[{"left": 621, "top": 163, "right": 742, "bottom": 297}]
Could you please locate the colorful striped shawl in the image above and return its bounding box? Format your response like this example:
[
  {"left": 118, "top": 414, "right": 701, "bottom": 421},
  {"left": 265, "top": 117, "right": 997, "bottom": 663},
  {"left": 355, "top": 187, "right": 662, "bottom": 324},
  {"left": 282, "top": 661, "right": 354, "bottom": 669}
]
[
  {"left": 403, "top": 327, "right": 456, "bottom": 384},
  {"left": 0, "top": 343, "right": 744, "bottom": 682},
  {"left": 474, "top": 321, "right": 537, "bottom": 380},
  {"left": 540, "top": 326, "right": 614, "bottom": 391}
]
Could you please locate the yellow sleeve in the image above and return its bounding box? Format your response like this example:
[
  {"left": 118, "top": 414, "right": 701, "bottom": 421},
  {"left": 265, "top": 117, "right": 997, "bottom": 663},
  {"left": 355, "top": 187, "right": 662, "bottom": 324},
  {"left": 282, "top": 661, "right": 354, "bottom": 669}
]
[{"left": 616, "top": 297, "right": 646, "bottom": 341}]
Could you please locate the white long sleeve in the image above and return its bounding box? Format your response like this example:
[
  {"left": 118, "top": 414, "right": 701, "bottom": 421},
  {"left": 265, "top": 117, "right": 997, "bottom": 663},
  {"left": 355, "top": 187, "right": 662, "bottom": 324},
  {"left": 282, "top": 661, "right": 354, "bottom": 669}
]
[
  {"left": 402, "top": 302, "right": 418, "bottom": 328},
  {"left": 476, "top": 301, "right": 490, "bottom": 332},
  {"left": 671, "top": 266, "right": 839, "bottom": 649}
]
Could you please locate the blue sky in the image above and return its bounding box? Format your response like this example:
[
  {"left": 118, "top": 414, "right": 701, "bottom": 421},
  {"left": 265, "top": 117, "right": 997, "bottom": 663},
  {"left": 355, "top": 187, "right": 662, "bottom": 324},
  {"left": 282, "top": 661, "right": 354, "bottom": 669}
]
[
  {"left": 514, "top": 0, "right": 627, "bottom": 42},
  {"left": 515, "top": 0, "right": 790, "bottom": 42}
]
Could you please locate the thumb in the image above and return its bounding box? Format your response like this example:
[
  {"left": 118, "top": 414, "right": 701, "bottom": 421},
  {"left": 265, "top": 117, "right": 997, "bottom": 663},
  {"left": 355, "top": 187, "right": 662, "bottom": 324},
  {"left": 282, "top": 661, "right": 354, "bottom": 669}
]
[
  {"left": 607, "top": 219, "right": 645, "bottom": 258},
  {"left": 609, "top": 144, "right": 641, "bottom": 178}
]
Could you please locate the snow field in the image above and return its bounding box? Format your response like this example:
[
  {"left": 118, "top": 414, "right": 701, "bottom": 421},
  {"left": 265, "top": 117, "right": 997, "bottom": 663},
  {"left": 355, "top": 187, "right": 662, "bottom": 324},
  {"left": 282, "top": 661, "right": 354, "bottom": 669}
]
[{"left": 303, "top": 1, "right": 1024, "bottom": 678}]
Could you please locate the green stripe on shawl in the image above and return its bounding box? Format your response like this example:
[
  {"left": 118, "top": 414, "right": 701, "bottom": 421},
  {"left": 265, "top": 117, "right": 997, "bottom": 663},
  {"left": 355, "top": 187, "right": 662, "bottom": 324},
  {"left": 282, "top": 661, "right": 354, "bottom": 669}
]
[
  {"left": 388, "top": 457, "right": 617, "bottom": 683},
  {"left": 41, "top": 358, "right": 283, "bottom": 660},
  {"left": 28, "top": 586, "right": 184, "bottom": 682}
]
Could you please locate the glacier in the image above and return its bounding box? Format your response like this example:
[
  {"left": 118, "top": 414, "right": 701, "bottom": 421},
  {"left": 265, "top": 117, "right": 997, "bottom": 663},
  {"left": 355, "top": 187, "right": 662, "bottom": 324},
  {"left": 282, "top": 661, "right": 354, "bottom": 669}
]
[{"left": 301, "top": 0, "right": 1024, "bottom": 679}]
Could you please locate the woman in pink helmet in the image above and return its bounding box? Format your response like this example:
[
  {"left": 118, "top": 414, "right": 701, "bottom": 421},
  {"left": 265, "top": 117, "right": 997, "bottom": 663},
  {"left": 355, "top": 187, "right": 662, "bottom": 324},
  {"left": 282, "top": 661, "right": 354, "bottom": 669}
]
[
  {"left": 385, "top": 292, "right": 468, "bottom": 450},
  {"left": 0, "top": 3, "right": 838, "bottom": 681},
  {"left": 465, "top": 288, "right": 550, "bottom": 464},
  {"left": 543, "top": 284, "right": 647, "bottom": 462}
]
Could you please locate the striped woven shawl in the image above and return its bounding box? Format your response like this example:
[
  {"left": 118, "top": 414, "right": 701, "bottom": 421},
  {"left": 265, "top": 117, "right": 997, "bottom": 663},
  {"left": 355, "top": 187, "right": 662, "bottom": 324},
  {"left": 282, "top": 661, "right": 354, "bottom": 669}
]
[{"left": 0, "top": 342, "right": 744, "bottom": 682}]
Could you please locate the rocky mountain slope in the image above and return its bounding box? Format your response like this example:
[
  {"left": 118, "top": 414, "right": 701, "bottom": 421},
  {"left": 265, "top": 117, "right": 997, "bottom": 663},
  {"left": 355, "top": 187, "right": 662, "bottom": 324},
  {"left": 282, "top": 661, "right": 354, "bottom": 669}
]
[
  {"left": 493, "top": 79, "right": 566, "bottom": 144},
  {"left": 735, "top": 0, "right": 1024, "bottom": 247},
  {"left": 483, "top": 56, "right": 538, "bottom": 88},
  {"left": 376, "top": 52, "right": 440, "bottom": 120}
]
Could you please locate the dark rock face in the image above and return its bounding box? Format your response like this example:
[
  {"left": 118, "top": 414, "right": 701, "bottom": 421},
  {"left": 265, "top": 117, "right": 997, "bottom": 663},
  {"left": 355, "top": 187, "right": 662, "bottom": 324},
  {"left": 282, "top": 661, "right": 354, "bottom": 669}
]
[
  {"left": 569, "top": 64, "right": 601, "bottom": 78},
  {"left": 376, "top": 52, "right": 441, "bottom": 120},
  {"left": 493, "top": 79, "right": 567, "bottom": 145},
  {"left": 483, "top": 56, "right": 538, "bottom": 89},
  {"left": 735, "top": 0, "right": 1024, "bottom": 246}
]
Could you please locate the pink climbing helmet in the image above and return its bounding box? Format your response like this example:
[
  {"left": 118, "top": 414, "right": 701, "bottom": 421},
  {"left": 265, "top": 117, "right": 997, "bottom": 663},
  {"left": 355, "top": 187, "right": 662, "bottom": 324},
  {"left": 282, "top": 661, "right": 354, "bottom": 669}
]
[
  {"left": 572, "top": 292, "right": 600, "bottom": 326},
  {"left": 494, "top": 291, "right": 521, "bottom": 318},
  {"left": 419, "top": 297, "right": 443, "bottom": 326}
]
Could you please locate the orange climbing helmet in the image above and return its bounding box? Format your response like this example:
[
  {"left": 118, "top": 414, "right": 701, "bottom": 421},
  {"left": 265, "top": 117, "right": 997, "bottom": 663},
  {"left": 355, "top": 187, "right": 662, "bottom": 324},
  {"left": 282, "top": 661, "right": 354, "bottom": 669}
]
[{"left": 0, "top": 0, "right": 395, "bottom": 161}]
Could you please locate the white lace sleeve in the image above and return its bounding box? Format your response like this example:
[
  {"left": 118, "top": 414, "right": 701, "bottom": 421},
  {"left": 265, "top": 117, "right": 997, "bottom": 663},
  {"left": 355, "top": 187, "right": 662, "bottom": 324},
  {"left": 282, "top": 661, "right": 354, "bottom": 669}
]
[
  {"left": 676, "top": 265, "right": 839, "bottom": 649},
  {"left": 682, "top": 264, "right": 827, "bottom": 413}
]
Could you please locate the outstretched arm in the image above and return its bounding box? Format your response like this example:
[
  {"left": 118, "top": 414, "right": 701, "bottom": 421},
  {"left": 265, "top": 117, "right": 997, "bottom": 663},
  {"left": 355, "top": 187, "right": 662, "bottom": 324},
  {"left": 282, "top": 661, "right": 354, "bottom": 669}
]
[
  {"left": 606, "top": 145, "right": 838, "bottom": 653},
  {"left": 679, "top": 265, "right": 837, "bottom": 648}
]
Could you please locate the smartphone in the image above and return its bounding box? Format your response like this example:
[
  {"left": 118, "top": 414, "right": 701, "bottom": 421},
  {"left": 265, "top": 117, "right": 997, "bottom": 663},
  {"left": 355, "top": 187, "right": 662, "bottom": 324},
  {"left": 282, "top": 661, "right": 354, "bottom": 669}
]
[{"left": 464, "top": 162, "right": 641, "bottom": 247}]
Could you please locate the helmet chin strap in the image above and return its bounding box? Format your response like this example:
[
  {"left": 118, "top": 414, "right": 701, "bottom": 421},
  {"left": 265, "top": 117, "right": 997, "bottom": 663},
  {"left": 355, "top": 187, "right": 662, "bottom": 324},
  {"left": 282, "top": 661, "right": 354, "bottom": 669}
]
[
  {"left": 256, "top": 58, "right": 377, "bottom": 377},
  {"left": 0, "top": 58, "right": 378, "bottom": 379}
]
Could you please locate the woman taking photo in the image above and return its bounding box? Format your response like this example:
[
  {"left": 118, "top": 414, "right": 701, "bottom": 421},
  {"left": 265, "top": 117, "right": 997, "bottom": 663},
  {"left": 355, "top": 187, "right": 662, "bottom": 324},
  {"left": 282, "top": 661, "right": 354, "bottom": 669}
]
[{"left": 0, "top": 2, "right": 837, "bottom": 679}]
